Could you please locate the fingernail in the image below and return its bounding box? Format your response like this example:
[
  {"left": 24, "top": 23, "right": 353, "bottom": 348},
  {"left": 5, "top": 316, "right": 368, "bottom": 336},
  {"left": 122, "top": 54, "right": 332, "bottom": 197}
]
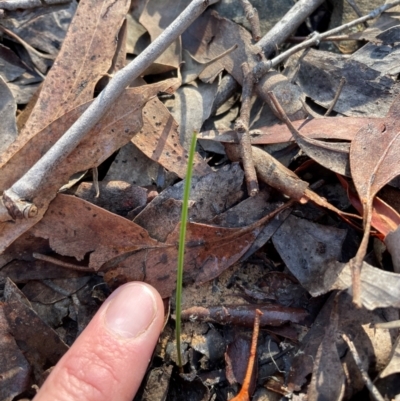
[{"left": 105, "top": 283, "right": 157, "bottom": 338}]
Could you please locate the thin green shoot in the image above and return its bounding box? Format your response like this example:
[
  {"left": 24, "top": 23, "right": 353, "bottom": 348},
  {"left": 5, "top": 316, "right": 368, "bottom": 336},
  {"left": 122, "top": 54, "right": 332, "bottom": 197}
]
[{"left": 175, "top": 132, "right": 197, "bottom": 371}]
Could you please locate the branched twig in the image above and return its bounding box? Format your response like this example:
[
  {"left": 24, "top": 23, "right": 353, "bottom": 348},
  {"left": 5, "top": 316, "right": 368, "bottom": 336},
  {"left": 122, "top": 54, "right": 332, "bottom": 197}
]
[
  {"left": 1, "top": 0, "right": 219, "bottom": 219},
  {"left": 235, "top": 63, "right": 258, "bottom": 197},
  {"left": 0, "top": 0, "right": 71, "bottom": 10},
  {"left": 258, "top": 0, "right": 325, "bottom": 58},
  {"left": 342, "top": 334, "right": 385, "bottom": 401},
  {"left": 253, "top": 0, "right": 400, "bottom": 80},
  {"left": 239, "top": 0, "right": 261, "bottom": 42}
]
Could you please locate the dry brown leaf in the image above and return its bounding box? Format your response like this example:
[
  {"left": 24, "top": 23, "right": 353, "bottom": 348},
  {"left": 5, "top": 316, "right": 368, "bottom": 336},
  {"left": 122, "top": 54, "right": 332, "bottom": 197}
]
[
  {"left": 0, "top": 80, "right": 175, "bottom": 252},
  {"left": 103, "top": 220, "right": 259, "bottom": 298},
  {"left": 350, "top": 99, "right": 400, "bottom": 304},
  {"left": 20, "top": 0, "right": 130, "bottom": 136},
  {"left": 32, "top": 194, "right": 158, "bottom": 270},
  {"left": 29, "top": 191, "right": 261, "bottom": 299}
]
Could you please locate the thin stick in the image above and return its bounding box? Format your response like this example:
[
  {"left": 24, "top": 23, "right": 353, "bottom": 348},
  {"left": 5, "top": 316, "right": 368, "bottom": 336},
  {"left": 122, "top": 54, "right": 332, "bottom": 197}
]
[
  {"left": 33, "top": 252, "right": 94, "bottom": 272},
  {"left": 0, "top": 0, "right": 70, "bottom": 10},
  {"left": 287, "top": 35, "right": 355, "bottom": 43},
  {"left": 231, "top": 309, "right": 263, "bottom": 401},
  {"left": 239, "top": 0, "right": 261, "bottom": 42},
  {"left": 325, "top": 77, "right": 346, "bottom": 116},
  {"left": 175, "top": 133, "right": 197, "bottom": 371},
  {"left": 2, "top": 0, "right": 219, "bottom": 216},
  {"left": 0, "top": 25, "right": 55, "bottom": 60},
  {"left": 92, "top": 167, "right": 100, "bottom": 198},
  {"left": 342, "top": 334, "right": 385, "bottom": 401},
  {"left": 235, "top": 63, "right": 258, "bottom": 196},
  {"left": 253, "top": 0, "right": 400, "bottom": 80},
  {"left": 346, "top": 0, "right": 364, "bottom": 18},
  {"left": 373, "top": 320, "right": 400, "bottom": 329}
]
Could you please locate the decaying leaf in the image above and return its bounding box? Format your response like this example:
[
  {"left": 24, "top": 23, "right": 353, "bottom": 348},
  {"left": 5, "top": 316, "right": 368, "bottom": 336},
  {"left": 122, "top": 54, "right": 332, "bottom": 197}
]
[
  {"left": 288, "top": 291, "right": 395, "bottom": 398},
  {"left": 138, "top": 0, "right": 186, "bottom": 74},
  {"left": 0, "top": 303, "right": 30, "bottom": 400},
  {"left": 307, "top": 295, "right": 345, "bottom": 401},
  {"left": 272, "top": 214, "right": 347, "bottom": 291},
  {"left": 69, "top": 180, "right": 148, "bottom": 217},
  {"left": 331, "top": 261, "right": 400, "bottom": 310},
  {"left": 134, "top": 163, "right": 244, "bottom": 241},
  {"left": 31, "top": 194, "right": 157, "bottom": 269},
  {"left": 288, "top": 48, "right": 400, "bottom": 117},
  {"left": 3, "top": 278, "right": 69, "bottom": 382},
  {"left": 385, "top": 225, "right": 400, "bottom": 273},
  {"left": 103, "top": 219, "right": 259, "bottom": 298},
  {"left": 0, "top": 76, "right": 18, "bottom": 154},
  {"left": 350, "top": 99, "right": 400, "bottom": 304},
  {"left": 20, "top": 0, "right": 130, "bottom": 136}
]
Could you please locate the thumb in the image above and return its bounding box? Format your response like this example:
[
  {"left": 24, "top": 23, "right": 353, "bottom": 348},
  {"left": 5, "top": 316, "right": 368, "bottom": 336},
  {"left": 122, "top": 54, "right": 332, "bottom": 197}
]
[{"left": 34, "top": 282, "right": 164, "bottom": 401}]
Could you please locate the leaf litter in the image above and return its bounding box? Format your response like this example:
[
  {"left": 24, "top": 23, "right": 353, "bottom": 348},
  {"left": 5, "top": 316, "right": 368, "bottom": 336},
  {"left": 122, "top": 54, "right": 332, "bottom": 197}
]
[{"left": 1, "top": 1, "right": 400, "bottom": 400}]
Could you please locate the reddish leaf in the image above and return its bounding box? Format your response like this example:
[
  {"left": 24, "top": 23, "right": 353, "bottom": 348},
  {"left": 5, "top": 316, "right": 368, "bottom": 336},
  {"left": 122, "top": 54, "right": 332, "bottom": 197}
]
[{"left": 337, "top": 175, "right": 400, "bottom": 239}]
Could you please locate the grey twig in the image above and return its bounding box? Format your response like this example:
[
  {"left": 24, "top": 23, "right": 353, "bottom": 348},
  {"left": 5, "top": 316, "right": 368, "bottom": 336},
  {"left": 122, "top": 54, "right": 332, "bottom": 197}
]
[
  {"left": 342, "top": 334, "right": 385, "bottom": 401},
  {"left": 253, "top": 0, "right": 400, "bottom": 80},
  {"left": 346, "top": 0, "right": 363, "bottom": 18},
  {"left": 239, "top": 0, "right": 261, "bottom": 42},
  {"left": 287, "top": 35, "right": 355, "bottom": 43},
  {"left": 325, "top": 77, "right": 346, "bottom": 116},
  {"left": 0, "top": 0, "right": 70, "bottom": 10},
  {"left": 234, "top": 62, "right": 258, "bottom": 197},
  {"left": 258, "top": 0, "right": 325, "bottom": 58},
  {"left": 2, "top": 0, "right": 219, "bottom": 219}
]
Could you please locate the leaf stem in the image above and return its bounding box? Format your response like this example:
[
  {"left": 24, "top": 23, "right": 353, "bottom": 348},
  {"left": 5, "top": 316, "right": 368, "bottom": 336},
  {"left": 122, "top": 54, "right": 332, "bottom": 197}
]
[{"left": 176, "top": 133, "right": 197, "bottom": 371}]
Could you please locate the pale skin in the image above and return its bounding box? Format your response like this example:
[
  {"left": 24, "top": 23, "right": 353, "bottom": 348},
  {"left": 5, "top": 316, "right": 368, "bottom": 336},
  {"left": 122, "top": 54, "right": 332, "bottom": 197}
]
[{"left": 33, "top": 282, "right": 165, "bottom": 401}]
